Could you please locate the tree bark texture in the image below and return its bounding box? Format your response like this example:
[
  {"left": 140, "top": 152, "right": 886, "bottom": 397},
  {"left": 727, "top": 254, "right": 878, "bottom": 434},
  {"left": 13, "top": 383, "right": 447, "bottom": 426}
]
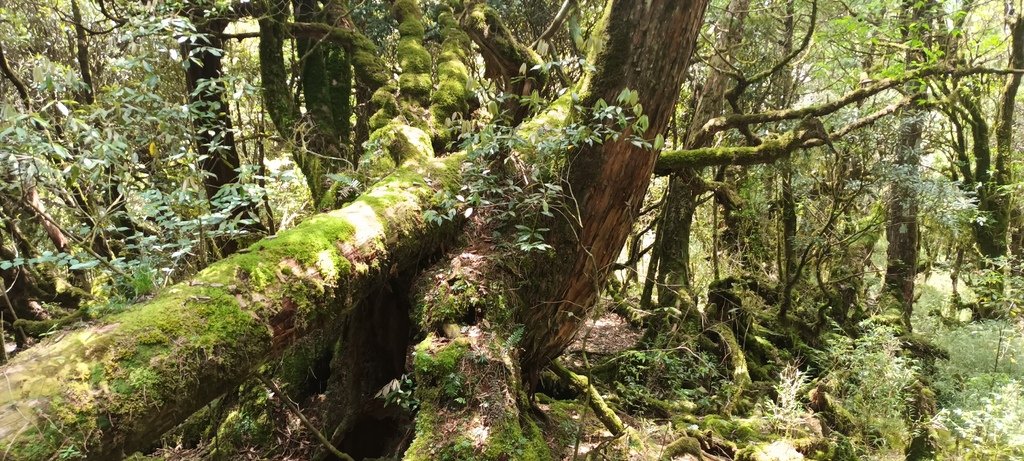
[{"left": 517, "top": 0, "right": 708, "bottom": 380}]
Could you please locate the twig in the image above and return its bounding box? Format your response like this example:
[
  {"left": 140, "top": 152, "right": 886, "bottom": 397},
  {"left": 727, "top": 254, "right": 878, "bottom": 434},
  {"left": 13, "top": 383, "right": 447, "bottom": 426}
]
[
  {"left": 256, "top": 375, "right": 355, "bottom": 461},
  {"left": 0, "top": 43, "right": 31, "bottom": 110}
]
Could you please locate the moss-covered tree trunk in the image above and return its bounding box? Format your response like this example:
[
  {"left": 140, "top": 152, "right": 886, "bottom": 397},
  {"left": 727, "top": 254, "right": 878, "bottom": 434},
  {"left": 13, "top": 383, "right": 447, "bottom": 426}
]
[
  {"left": 973, "top": 7, "right": 1021, "bottom": 263},
  {"left": 651, "top": 0, "right": 749, "bottom": 313},
  {"left": 883, "top": 0, "right": 930, "bottom": 331},
  {"left": 403, "top": 2, "right": 708, "bottom": 458}
]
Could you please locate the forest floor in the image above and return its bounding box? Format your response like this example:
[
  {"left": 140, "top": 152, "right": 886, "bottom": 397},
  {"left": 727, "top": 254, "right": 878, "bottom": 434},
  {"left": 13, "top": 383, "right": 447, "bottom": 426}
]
[
  {"left": 147, "top": 272, "right": 1023, "bottom": 460},
  {"left": 546, "top": 270, "right": 1024, "bottom": 461}
]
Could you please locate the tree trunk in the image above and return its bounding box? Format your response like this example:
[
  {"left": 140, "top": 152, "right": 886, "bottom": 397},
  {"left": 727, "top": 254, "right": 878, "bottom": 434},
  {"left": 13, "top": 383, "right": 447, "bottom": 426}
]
[
  {"left": 183, "top": 15, "right": 264, "bottom": 255},
  {"left": 883, "top": 0, "right": 929, "bottom": 331},
  {"left": 655, "top": 171, "right": 700, "bottom": 310},
  {"left": 653, "top": 0, "right": 750, "bottom": 312},
  {"left": 517, "top": 0, "right": 708, "bottom": 382}
]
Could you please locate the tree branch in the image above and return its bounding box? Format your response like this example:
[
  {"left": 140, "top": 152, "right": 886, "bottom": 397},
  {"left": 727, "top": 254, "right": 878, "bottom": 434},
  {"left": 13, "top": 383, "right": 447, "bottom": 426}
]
[
  {"left": 0, "top": 43, "right": 31, "bottom": 110},
  {"left": 531, "top": 0, "right": 576, "bottom": 48},
  {"left": 697, "top": 65, "right": 1024, "bottom": 142}
]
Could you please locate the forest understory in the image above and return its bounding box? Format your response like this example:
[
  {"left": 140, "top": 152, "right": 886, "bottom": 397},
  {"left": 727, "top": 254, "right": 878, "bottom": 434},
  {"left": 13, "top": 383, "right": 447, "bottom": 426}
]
[{"left": 135, "top": 247, "right": 1024, "bottom": 461}]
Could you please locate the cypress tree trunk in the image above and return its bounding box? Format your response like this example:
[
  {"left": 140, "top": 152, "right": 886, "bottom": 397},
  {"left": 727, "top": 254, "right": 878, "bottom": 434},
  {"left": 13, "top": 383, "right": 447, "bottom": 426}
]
[{"left": 518, "top": 0, "right": 708, "bottom": 382}]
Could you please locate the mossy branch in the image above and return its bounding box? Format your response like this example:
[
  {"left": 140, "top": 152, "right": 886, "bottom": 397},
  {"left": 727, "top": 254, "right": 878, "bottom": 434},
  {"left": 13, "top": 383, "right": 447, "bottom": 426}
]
[
  {"left": 550, "top": 360, "right": 625, "bottom": 436},
  {"left": 458, "top": 0, "right": 545, "bottom": 123},
  {"left": 696, "top": 65, "right": 1024, "bottom": 143},
  {"left": 656, "top": 133, "right": 798, "bottom": 173}
]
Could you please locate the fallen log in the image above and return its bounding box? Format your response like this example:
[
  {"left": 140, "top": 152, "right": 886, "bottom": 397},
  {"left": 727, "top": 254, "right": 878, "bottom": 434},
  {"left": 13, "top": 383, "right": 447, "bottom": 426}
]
[{"left": 0, "top": 153, "right": 463, "bottom": 460}]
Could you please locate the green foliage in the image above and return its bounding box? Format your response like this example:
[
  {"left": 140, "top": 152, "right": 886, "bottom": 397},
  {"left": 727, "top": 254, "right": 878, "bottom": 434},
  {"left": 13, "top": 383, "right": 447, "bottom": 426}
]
[
  {"left": 0, "top": 8, "right": 282, "bottom": 306},
  {"left": 823, "top": 324, "right": 919, "bottom": 449},
  {"left": 758, "top": 364, "right": 812, "bottom": 437},
  {"left": 376, "top": 373, "right": 419, "bottom": 412},
  {"left": 605, "top": 348, "right": 720, "bottom": 413},
  {"left": 922, "top": 314, "right": 1024, "bottom": 459},
  {"left": 425, "top": 87, "right": 654, "bottom": 254},
  {"left": 934, "top": 380, "right": 1024, "bottom": 460}
]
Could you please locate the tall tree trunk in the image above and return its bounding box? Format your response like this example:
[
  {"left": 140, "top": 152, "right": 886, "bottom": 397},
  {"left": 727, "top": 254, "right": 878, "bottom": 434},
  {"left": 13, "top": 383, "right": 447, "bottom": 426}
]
[
  {"left": 518, "top": 0, "right": 708, "bottom": 382},
  {"left": 655, "top": 170, "right": 700, "bottom": 309},
  {"left": 654, "top": 0, "right": 750, "bottom": 312},
  {"left": 776, "top": 0, "right": 799, "bottom": 319},
  {"left": 883, "top": 1, "right": 929, "bottom": 331},
  {"left": 183, "top": 14, "right": 263, "bottom": 255},
  {"left": 989, "top": 12, "right": 1023, "bottom": 274}
]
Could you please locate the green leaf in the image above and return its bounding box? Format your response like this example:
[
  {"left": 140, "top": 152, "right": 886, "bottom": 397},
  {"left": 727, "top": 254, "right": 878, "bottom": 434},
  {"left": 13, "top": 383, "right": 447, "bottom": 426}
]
[{"left": 69, "top": 260, "right": 100, "bottom": 270}]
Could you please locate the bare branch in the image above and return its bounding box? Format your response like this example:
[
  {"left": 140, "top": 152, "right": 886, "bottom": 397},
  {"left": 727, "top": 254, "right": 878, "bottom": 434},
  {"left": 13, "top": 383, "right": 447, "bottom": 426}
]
[
  {"left": 532, "top": 0, "right": 576, "bottom": 48},
  {"left": 0, "top": 43, "right": 31, "bottom": 110}
]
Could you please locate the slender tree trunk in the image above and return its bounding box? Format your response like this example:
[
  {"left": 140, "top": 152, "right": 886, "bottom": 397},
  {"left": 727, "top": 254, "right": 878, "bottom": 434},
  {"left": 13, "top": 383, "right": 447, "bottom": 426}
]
[
  {"left": 654, "top": 0, "right": 750, "bottom": 312},
  {"left": 655, "top": 170, "right": 700, "bottom": 309},
  {"left": 883, "top": 1, "right": 929, "bottom": 331},
  {"left": 70, "top": 0, "right": 93, "bottom": 105},
  {"left": 777, "top": 0, "right": 799, "bottom": 319},
  {"left": 183, "top": 14, "right": 263, "bottom": 255},
  {"left": 989, "top": 12, "right": 1023, "bottom": 270}
]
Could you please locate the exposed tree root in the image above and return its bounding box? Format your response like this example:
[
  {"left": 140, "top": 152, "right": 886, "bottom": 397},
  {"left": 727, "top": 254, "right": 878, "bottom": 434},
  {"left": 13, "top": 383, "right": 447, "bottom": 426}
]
[{"left": 709, "top": 323, "right": 751, "bottom": 415}]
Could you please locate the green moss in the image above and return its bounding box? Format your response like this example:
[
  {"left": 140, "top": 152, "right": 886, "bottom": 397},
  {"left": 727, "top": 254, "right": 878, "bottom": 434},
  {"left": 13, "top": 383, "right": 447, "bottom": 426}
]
[
  {"left": 429, "top": 9, "right": 473, "bottom": 146},
  {"left": 414, "top": 335, "right": 469, "bottom": 379},
  {"left": 655, "top": 131, "right": 799, "bottom": 173},
  {"left": 399, "top": 72, "right": 433, "bottom": 100},
  {"left": 207, "top": 384, "right": 274, "bottom": 460},
  {"left": 520, "top": 91, "right": 572, "bottom": 137},
  {"left": 483, "top": 413, "right": 551, "bottom": 460},
  {"left": 702, "top": 415, "right": 761, "bottom": 444},
  {"left": 361, "top": 123, "right": 435, "bottom": 181},
  {"left": 369, "top": 87, "right": 401, "bottom": 132},
  {"left": 398, "top": 39, "right": 432, "bottom": 73},
  {"left": 417, "top": 276, "right": 480, "bottom": 329}
]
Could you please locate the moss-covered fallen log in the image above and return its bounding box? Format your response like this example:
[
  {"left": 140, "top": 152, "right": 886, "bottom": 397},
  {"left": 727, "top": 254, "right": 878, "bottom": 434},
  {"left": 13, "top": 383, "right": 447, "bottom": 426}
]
[{"left": 0, "top": 154, "right": 463, "bottom": 460}]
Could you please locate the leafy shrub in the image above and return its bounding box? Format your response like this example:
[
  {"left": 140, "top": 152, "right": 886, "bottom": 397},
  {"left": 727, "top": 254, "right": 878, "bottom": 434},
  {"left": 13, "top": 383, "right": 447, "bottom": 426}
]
[
  {"left": 759, "top": 364, "right": 812, "bottom": 437},
  {"left": 934, "top": 380, "right": 1024, "bottom": 460},
  {"left": 823, "top": 324, "right": 918, "bottom": 449}
]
